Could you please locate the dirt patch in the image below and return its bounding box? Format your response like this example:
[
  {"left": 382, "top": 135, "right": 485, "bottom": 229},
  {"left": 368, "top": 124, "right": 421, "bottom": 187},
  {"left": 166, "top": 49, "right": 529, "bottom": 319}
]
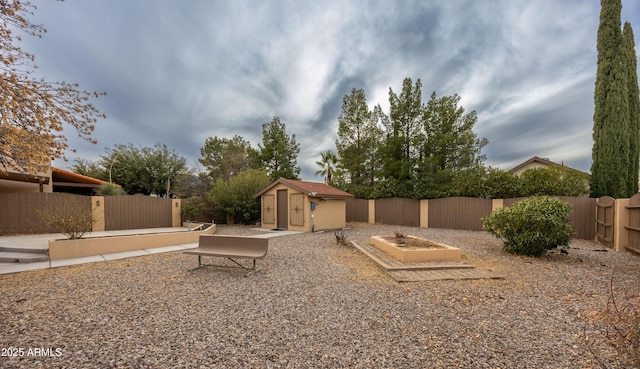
[{"left": 381, "top": 236, "right": 446, "bottom": 249}]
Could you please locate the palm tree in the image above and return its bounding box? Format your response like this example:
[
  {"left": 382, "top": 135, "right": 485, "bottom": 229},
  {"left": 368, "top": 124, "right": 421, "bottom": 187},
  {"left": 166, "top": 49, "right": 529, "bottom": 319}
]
[{"left": 315, "top": 151, "right": 338, "bottom": 185}]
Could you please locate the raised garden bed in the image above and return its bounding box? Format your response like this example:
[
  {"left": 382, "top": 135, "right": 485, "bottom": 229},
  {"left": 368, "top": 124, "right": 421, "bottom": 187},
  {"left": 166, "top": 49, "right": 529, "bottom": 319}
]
[{"left": 369, "top": 235, "right": 462, "bottom": 262}]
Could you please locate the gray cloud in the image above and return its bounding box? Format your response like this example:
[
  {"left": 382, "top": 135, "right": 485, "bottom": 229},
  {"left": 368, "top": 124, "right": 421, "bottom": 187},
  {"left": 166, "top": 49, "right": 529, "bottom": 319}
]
[{"left": 21, "top": 0, "right": 640, "bottom": 179}]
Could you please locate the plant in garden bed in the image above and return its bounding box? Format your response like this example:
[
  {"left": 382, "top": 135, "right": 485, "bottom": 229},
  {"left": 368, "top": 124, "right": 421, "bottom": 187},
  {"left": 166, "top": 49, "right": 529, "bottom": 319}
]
[
  {"left": 393, "top": 229, "right": 407, "bottom": 246},
  {"left": 482, "top": 196, "right": 575, "bottom": 256}
]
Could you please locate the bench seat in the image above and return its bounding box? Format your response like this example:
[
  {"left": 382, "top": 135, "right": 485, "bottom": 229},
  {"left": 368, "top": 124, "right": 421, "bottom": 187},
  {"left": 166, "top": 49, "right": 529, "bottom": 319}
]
[{"left": 184, "top": 235, "right": 269, "bottom": 273}]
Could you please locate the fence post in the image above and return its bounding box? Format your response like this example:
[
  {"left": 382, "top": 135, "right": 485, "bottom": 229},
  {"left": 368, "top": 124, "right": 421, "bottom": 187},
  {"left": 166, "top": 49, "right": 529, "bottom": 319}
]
[
  {"left": 420, "top": 199, "right": 429, "bottom": 228},
  {"left": 172, "top": 199, "right": 181, "bottom": 227},
  {"left": 91, "top": 196, "right": 105, "bottom": 232},
  {"left": 368, "top": 199, "right": 375, "bottom": 224},
  {"left": 613, "top": 198, "right": 630, "bottom": 252},
  {"left": 492, "top": 199, "right": 504, "bottom": 213}
]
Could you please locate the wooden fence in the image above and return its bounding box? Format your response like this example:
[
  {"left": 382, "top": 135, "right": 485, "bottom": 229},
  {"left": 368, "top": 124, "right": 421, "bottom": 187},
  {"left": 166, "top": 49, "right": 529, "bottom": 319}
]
[
  {"left": 0, "top": 193, "right": 91, "bottom": 234},
  {"left": 626, "top": 194, "right": 640, "bottom": 253},
  {"left": 346, "top": 196, "right": 597, "bottom": 240},
  {"left": 375, "top": 197, "right": 420, "bottom": 227},
  {"left": 428, "top": 197, "right": 493, "bottom": 231},
  {"left": 345, "top": 197, "right": 369, "bottom": 223},
  {"left": 0, "top": 193, "right": 177, "bottom": 234},
  {"left": 104, "top": 196, "right": 174, "bottom": 230}
]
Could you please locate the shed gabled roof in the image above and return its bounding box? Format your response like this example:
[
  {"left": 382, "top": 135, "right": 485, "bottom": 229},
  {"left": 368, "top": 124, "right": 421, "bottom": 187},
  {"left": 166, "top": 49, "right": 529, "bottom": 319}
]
[{"left": 255, "top": 178, "right": 353, "bottom": 199}]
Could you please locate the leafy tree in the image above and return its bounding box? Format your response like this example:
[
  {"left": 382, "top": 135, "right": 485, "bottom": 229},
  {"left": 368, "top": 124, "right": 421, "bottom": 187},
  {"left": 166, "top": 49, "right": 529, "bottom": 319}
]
[
  {"left": 70, "top": 158, "right": 106, "bottom": 180},
  {"left": 199, "top": 135, "right": 257, "bottom": 182},
  {"left": 172, "top": 170, "right": 210, "bottom": 199},
  {"left": 100, "top": 143, "right": 187, "bottom": 196},
  {"left": 141, "top": 144, "right": 187, "bottom": 197},
  {"left": 315, "top": 150, "right": 338, "bottom": 185},
  {"left": 623, "top": 22, "right": 639, "bottom": 196},
  {"left": 258, "top": 117, "right": 300, "bottom": 180},
  {"left": 381, "top": 78, "right": 423, "bottom": 181},
  {"left": 520, "top": 166, "right": 590, "bottom": 197},
  {"left": 0, "top": 1, "right": 106, "bottom": 174},
  {"left": 100, "top": 144, "right": 144, "bottom": 193},
  {"left": 370, "top": 178, "right": 415, "bottom": 199},
  {"left": 208, "top": 169, "right": 271, "bottom": 224},
  {"left": 181, "top": 195, "right": 213, "bottom": 222},
  {"left": 449, "top": 166, "right": 521, "bottom": 199},
  {"left": 335, "top": 88, "right": 381, "bottom": 187},
  {"left": 591, "top": 0, "right": 631, "bottom": 198}
]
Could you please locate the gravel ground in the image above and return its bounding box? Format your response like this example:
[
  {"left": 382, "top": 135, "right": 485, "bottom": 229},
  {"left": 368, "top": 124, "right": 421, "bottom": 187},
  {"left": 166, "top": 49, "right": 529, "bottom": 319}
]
[{"left": 0, "top": 223, "right": 639, "bottom": 369}]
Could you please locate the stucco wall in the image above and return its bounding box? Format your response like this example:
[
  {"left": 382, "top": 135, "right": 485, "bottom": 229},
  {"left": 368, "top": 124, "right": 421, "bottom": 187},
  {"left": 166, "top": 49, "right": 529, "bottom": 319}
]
[
  {"left": 259, "top": 184, "right": 347, "bottom": 232},
  {"left": 49, "top": 225, "right": 216, "bottom": 260},
  {"left": 0, "top": 165, "right": 52, "bottom": 194},
  {"left": 312, "top": 198, "right": 346, "bottom": 231},
  {"left": 260, "top": 183, "right": 301, "bottom": 230}
]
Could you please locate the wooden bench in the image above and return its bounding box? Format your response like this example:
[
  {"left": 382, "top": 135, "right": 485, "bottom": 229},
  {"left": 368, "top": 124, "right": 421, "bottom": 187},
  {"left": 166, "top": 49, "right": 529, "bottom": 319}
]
[{"left": 184, "top": 235, "right": 269, "bottom": 275}]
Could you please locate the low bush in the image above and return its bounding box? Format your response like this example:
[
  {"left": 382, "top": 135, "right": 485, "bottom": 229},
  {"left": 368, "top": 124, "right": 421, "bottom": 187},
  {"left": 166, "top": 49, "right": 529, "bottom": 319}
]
[
  {"left": 482, "top": 196, "right": 574, "bottom": 256},
  {"left": 37, "top": 203, "right": 94, "bottom": 239}
]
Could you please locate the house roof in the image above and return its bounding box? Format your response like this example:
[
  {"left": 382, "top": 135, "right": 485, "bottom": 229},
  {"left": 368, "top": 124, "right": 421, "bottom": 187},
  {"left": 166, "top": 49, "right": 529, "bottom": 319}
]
[
  {"left": 255, "top": 178, "right": 354, "bottom": 199},
  {"left": 0, "top": 170, "right": 50, "bottom": 184},
  {"left": 509, "top": 156, "right": 560, "bottom": 173},
  {"left": 51, "top": 167, "right": 107, "bottom": 186}
]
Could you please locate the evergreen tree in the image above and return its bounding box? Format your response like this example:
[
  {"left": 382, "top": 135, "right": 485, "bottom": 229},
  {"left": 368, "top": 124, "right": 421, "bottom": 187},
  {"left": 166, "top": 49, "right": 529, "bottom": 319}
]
[
  {"left": 591, "top": 0, "right": 631, "bottom": 198},
  {"left": 335, "top": 88, "right": 381, "bottom": 187},
  {"left": 623, "top": 22, "right": 640, "bottom": 196},
  {"left": 199, "top": 135, "right": 257, "bottom": 182},
  {"left": 420, "top": 92, "right": 487, "bottom": 174},
  {"left": 258, "top": 117, "right": 300, "bottom": 181},
  {"left": 381, "top": 78, "right": 423, "bottom": 181}
]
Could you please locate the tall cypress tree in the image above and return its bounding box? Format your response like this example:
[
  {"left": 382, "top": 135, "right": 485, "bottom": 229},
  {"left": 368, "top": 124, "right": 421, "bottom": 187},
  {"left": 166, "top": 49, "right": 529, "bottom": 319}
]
[
  {"left": 623, "top": 22, "right": 640, "bottom": 196},
  {"left": 590, "top": 0, "right": 631, "bottom": 198}
]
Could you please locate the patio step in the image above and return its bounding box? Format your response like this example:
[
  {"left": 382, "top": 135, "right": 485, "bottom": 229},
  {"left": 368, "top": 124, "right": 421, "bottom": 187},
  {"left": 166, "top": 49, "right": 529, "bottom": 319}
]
[
  {"left": 0, "top": 251, "right": 49, "bottom": 263},
  {"left": 0, "top": 246, "right": 49, "bottom": 254}
]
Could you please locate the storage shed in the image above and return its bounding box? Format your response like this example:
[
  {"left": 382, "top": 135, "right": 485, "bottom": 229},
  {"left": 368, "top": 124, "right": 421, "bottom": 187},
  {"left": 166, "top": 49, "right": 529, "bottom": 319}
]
[{"left": 254, "top": 178, "right": 353, "bottom": 232}]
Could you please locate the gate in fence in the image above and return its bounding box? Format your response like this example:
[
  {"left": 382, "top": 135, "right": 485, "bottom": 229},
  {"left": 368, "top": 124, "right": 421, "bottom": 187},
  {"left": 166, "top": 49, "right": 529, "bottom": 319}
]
[
  {"left": 625, "top": 194, "right": 640, "bottom": 253},
  {"left": 595, "top": 196, "right": 615, "bottom": 248}
]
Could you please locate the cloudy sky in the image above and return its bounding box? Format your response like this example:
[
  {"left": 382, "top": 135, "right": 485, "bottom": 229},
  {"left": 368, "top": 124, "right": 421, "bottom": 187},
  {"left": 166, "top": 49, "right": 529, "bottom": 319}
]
[{"left": 22, "top": 0, "right": 640, "bottom": 180}]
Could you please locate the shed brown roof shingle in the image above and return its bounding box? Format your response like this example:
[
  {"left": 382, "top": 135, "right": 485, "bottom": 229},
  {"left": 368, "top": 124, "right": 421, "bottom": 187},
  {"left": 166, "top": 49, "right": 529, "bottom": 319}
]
[{"left": 255, "top": 178, "right": 353, "bottom": 198}]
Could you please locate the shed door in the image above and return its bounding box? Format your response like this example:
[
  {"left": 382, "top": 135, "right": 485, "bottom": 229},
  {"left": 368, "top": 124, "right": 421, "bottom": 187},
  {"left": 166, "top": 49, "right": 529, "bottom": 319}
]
[{"left": 277, "top": 189, "right": 288, "bottom": 229}]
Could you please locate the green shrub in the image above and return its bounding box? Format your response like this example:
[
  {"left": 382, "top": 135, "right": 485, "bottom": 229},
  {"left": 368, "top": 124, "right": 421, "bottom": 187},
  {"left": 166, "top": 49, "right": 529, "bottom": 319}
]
[
  {"left": 96, "top": 182, "right": 126, "bottom": 196},
  {"left": 482, "top": 196, "right": 575, "bottom": 256}
]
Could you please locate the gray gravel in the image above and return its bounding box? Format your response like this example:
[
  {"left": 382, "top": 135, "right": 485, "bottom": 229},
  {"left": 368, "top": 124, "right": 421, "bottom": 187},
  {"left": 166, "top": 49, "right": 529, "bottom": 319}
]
[{"left": 1, "top": 223, "right": 639, "bottom": 368}]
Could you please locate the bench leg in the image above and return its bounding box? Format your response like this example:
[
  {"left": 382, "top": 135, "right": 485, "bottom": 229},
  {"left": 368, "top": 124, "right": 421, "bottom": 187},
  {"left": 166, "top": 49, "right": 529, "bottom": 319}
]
[
  {"left": 244, "top": 259, "right": 260, "bottom": 277},
  {"left": 188, "top": 255, "right": 204, "bottom": 271},
  {"left": 189, "top": 257, "right": 261, "bottom": 276}
]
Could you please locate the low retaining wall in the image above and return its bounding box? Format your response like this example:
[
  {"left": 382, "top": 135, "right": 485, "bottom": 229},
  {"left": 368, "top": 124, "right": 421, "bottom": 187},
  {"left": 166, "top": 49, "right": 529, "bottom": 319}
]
[{"left": 48, "top": 225, "right": 216, "bottom": 260}]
